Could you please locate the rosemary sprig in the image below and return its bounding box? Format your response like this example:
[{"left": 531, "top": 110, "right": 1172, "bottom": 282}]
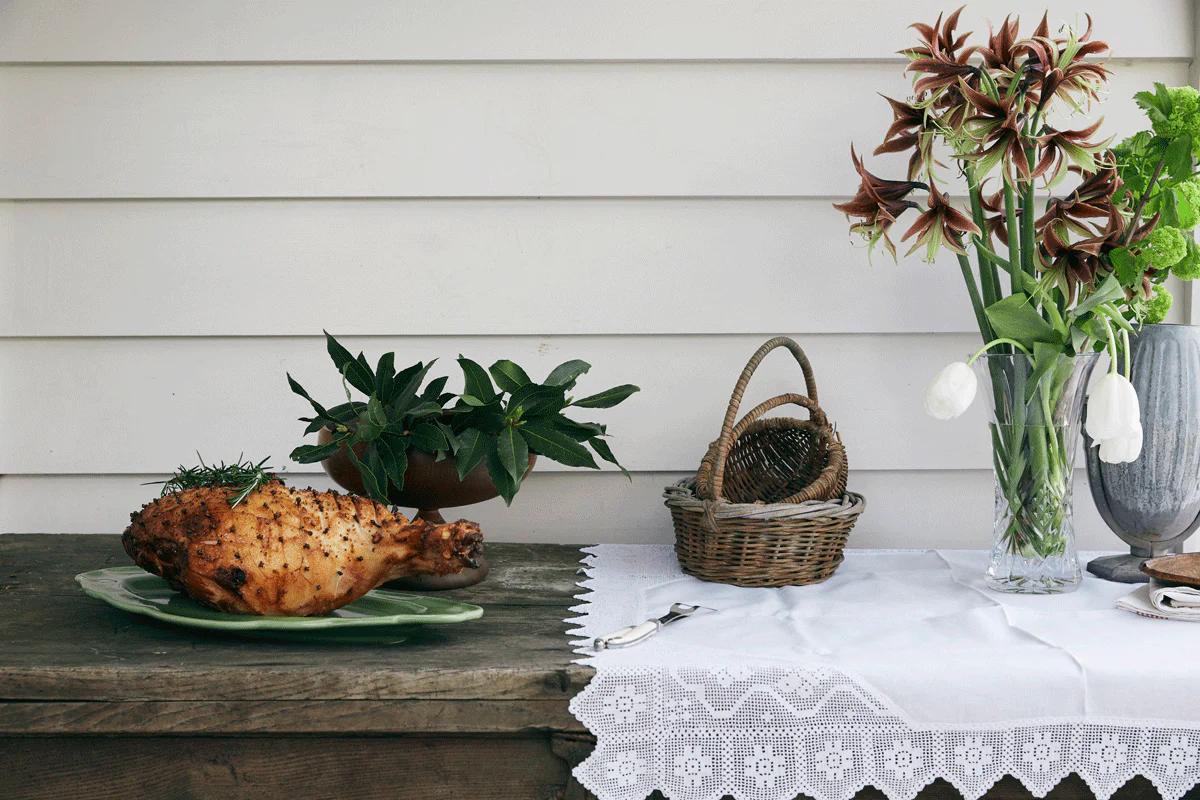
[{"left": 148, "top": 455, "right": 274, "bottom": 507}]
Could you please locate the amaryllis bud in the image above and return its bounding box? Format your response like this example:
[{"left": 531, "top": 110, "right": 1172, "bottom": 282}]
[
  {"left": 924, "top": 361, "right": 978, "bottom": 420},
  {"left": 1085, "top": 372, "right": 1140, "bottom": 441},
  {"left": 1099, "top": 421, "right": 1143, "bottom": 464}
]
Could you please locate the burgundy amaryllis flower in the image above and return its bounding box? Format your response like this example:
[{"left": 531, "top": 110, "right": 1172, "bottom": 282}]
[
  {"left": 905, "top": 7, "right": 979, "bottom": 96},
  {"left": 874, "top": 96, "right": 936, "bottom": 180},
  {"left": 1032, "top": 119, "right": 1109, "bottom": 183},
  {"left": 1036, "top": 159, "right": 1121, "bottom": 237},
  {"left": 959, "top": 80, "right": 1030, "bottom": 182},
  {"left": 1039, "top": 220, "right": 1108, "bottom": 297},
  {"left": 978, "top": 15, "right": 1021, "bottom": 71},
  {"left": 1020, "top": 13, "right": 1110, "bottom": 112},
  {"left": 1041, "top": 205, "right": 1149, "bottom": 299},
  {"left": 901, "top": 183, "right": 981, "bottom": 260},
  {"left": 977, "top": 181, "right": 1011, "bottom": 246},
  {"left": 833, "top": 146, "right": 924, "bottom": 257}
]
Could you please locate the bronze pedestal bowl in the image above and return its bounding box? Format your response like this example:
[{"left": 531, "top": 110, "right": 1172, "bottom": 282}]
[{"left": 318, "top": 428, "right": 534, "bottom": 589}]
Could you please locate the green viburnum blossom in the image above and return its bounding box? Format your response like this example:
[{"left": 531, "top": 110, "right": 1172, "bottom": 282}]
[
  {"left": 1153, "top": 86, "right": 1200, "bottom": 146},
  {"left": 1178, "top": 177, "right": 1200, "bottom": 209},
  {"left": 1140, "top": 225, "right": 1188, "bottom": 269},
  {"left": 1174, "top": 178, "right": 1200, "bottom": 229},
  {"left": 1143, "top": 285, "right": 1174, "bottom": 324},
  {"left": 1173, "top": 238, "right": 1200, "bottom": 280}
]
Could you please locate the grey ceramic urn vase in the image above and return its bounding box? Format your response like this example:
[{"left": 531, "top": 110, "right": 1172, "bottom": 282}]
[{"left": 1085, "top": 323, "right": 1200, "bottom": 582}]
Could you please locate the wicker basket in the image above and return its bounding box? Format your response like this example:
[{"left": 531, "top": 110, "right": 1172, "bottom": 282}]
[{"left": 668, "top": 336, "right": 865, "bottom": 587}]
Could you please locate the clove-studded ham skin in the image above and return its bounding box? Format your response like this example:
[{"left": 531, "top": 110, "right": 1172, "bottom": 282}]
[{"left": 122, "top": 480, "right": 482, "bottom": 616}]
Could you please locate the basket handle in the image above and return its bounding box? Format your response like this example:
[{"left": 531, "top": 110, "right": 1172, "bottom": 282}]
[
  {"left": 729, "top": 393, "right": 830, "bottom": 440},
  {"left": 700, "top": 337, "right": 823, "bottom": 501}
]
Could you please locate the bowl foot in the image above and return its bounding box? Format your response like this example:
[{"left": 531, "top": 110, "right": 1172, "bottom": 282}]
[{"left": 384, "top": 553, "right": 491, "bottom": 591}]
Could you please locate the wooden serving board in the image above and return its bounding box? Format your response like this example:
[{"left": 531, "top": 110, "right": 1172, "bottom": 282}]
[{"left": 1142, "top": 554, "right": 1200, "bottom": 587}]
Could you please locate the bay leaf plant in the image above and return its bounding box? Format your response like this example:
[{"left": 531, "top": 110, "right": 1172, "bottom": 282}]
[
  {"left": 288, "top": 333, "right": 639, "bottom": 505},
  {"left": 835, "top": 9, "right": 1200, "bottom": 565}
]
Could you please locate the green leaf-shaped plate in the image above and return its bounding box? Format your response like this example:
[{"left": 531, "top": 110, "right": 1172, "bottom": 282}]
[{"left": 76, "top": 566, "right": 483, "bottom": 643}]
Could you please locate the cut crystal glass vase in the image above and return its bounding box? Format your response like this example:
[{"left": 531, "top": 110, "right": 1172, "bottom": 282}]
[{"left": 973, "top": 351, "right": 1100, "bottom": 594}]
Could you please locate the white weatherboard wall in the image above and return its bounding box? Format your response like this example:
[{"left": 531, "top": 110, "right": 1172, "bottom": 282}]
[{"left": 0, "top": 1, "right": 1194, "bottom": 551}]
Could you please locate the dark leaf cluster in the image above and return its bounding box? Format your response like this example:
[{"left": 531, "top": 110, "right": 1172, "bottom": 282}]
[{"left": 287, "top": 333, "right": 639, "bottom": 506}]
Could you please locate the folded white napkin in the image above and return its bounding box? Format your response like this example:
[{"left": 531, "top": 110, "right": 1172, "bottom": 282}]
[{"left": 1117, "top": 580, "right": 1200, "bottom": 621}]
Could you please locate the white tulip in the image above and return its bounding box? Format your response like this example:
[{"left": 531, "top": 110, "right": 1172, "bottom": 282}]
[
  {"left": 924, "top": 361, "right": 978, "bottom": 420},
  {"left": 1099, "top": 421, "right": 1143, "bottom": 464},
  {"left": 1085, "top": 372, "right": 1140, "bottom": 441}
]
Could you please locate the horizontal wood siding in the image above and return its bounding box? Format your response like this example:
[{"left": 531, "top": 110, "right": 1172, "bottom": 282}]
[
  {"left": 0, "top": 1, "right": 1191, "bottom": 547},
  {"left": 0, "top": 61, "right": 1184, "bottom": 198}
]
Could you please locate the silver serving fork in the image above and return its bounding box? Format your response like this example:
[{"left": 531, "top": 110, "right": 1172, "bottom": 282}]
[{"left": 592, "top": 603, "right": 712, "bottom": 650}]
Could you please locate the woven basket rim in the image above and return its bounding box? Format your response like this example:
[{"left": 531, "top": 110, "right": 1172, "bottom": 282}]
[{"left": 664, "top": 477, "right": 865, "bottom": 519}]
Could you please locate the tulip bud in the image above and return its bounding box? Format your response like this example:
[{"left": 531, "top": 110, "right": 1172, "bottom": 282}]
[
  {"left": 1085, "top": 372, "right": 1140, "bottom": 441},
  {"left": 924, "top": 361, "right": 978, "bottom": 420},
  {"left": 1099, "top": 421, "right": 1143, "bottom": 464}
]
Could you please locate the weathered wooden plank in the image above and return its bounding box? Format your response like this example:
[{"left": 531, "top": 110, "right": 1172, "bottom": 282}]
[
  {"left": 0, "top": 735, "right": 571, "bottom": 800},
  {"left": 0, "top": 699, "right": 586, "bottom": 735},
  {"left": 0, "top": 536, "right": 591, "bottom": 705}
]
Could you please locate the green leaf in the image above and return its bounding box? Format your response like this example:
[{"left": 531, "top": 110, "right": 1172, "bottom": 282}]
[
  {"left": 485, "top": 445, "right": 520, "bottom": 506},
  {"left": 324, "top": 331, "right": 375, "bottom": 395},
  {"left": 489, "top": 359, "right": 532, "bottom": 393},
  {"left": 545, "top": 359, "right": 591, "bottom": 387},
  {"left": 366, "top": 395, "right": 387, "bottom": 427},
  {"left": 409, "top": 422, "right": 446, "bottom": 453},
  {"left": 325, "top": 401, "right": 364, "bottom": 423},
  {"left": 458, "top": 356, "right": 496, "bottom": 402},
  {"left": 376, "top": 435, "right": 409, "bottom": 491},
  {"left": 1110, "top": 246, "right": 1143, "bottom": 288},
  {"left": 435, "top": 420, "right": 460, "bottom": 454},
  {"left": 1167, "top": 135, "right": 1194, "bottom": 181},
  {"left": 422, "top": 375, "right": 449, "bottom": 402},
  {"left": 405, "top": 400, "right": 445, "bottom": 420},
  {"left": 1024, "top": 341, "right": 1064, "bottom": 404},
  {"left": 287, "top": 373, "right": 332, "bottom": 418},
  {"left": 588, "top": 437, "right": 630, "bottom": 480},
  {"left": 548, "top": 415, "right": 605, "bottom": 442},
  {"left": 496, "top": 425, "right": 529, "bottom": 483},
  {"left": 356, "top": 420, "right": 384, "bottom": 442},
  {"left": 345, "top": 446, "right": 386, "bottom": 503},
  {"left": 453, "top": 429, "right": 491, "bottom": 481},
  {"left": 1074, "top": 274, "right": 1125, "bottom": 316},
  {"left": 289, "top": 441, "right": 342, "bottom": 464},
  {"left": 455, "top": 403, "right": 506, "bottom": 435},
  {"left": 460, "top": 394, "right": 487, "bottom": 407},
  {"left": 984, "top": 294, "right": 1062, "bottom": 350},
  {"left": 508, "top": 383, "right": 567, "bottom": 418},
  {"left": 390, "top": 361, "right": 435, "bottom": 415},
  {"left": 519, "top": 419, "right": 599, "bottom": 468},
  {"left": 571, "top": 384, "right": 640, "bottom": 409},
  {"left": 374, "top": 352, "right": 396, "bottom": 401}
]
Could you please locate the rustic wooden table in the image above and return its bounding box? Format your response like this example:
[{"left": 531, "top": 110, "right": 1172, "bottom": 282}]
[{"left": 0, "top": 535, "right": 1183, "bottom": 800}]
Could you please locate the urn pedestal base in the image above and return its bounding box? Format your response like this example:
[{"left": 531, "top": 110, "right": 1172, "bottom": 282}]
[{"left": 1086, "top": 553, "right": 1152, "bottom": 583}]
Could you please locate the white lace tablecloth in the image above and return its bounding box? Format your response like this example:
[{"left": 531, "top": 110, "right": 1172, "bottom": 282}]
[{"left": 566, "top": 546, "right": 1200, "bottom": 800}]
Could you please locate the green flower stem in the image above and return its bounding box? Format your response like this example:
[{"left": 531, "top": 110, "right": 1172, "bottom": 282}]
[
  {"left": 1003, "top": 180, "right": 1023, "bottom": 294},
  {"left": 966, "top": 164, "right": 1002, "bottom": 309},
  {"left": 1121, "top": 328, "right": 1131, "bottom": 377},
  {"left": 1126, "top": 154, "right": 1166, "bottom": 245},
  {"left": 956, "top": 252, "right": 990, "bottom": 342},
  {"left": 1020, "top": 182, "right": 1037, "bottom": 280},
  {"left": 968, "top": 338, "right": 1033, "bottom": 362}
]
